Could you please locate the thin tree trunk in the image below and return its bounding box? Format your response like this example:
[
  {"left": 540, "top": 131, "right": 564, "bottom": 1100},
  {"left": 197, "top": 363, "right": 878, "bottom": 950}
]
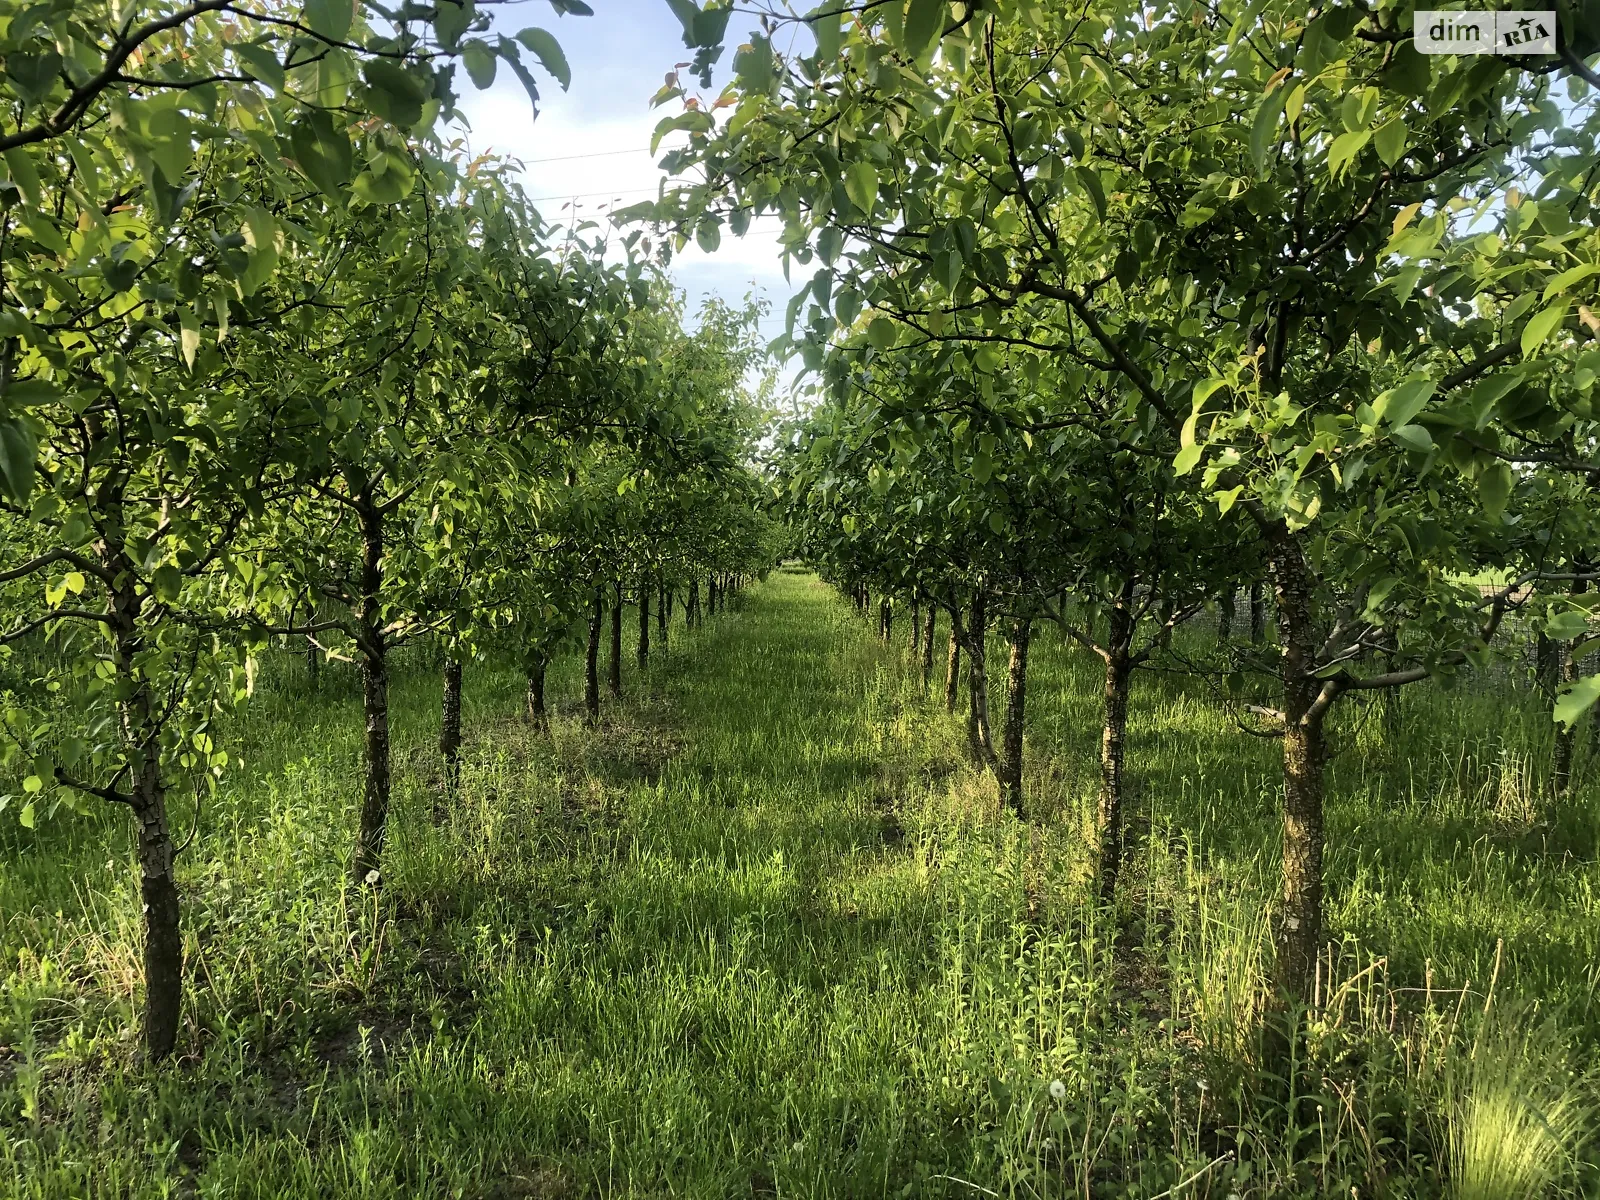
[
  {"left": 1217, "top": 591, "right": 1234, "bottom": 645},
  {"left": 638, "top": 587, "right": 651, "bottom": 671},
  {"left": 688, "top": 579, "right": 700, "bottom": 629},
  {"left": 440, "top": 656, "right": 462, "bottom": 791},
  {"left": 910, "top": 598, "right": 921, "bottom": 653},
  {"left": 657, "top": 582, "right": 669, "bottom": 653},
  {"left": 1097, "top": 581, "right": 1136, "bottom": 901},
  {"left": 1000, "top": 612, "right": 1031, "bottom": 818},
  {"left": 352, "top": 501, "right": 391, "bottom": 889},
  {"left": 305, "top": 632, "right": 320, "bottom": 688},
  {"left": 585, "top": 590, "right": 602, "bottom": 724},
  {"left": 526, "top": 653, "right": 548, "bottom": 733},
  {"left": 945, "top": 613, "right": 961, "bottom": 713},
  {"left": 133, "top": 765, "right": 180, "bottom": 1061},
  {"left": 1267, "top": 529, "right": 1327, "bottom": 1007},
  {"left": 609, "top": 583, "right": 623, "bottom": 698},
  {"left": 1097, "top": 652, "right": 1133, "bottom": 901},
  {"left": 965, "top": 591, "right": 996, "bottom": 767},
  {"left": 921, "top": 606, "right": 936, "bottom": 691},
  {"left": 1249, "top": 580, "right": 1265, "bottom": 643},
  {"left": 880, "top": 598, "right": 893, "bottom": 644},
  {"left": 1536, "top": 630, "right": 1560, "bottom": 694}
]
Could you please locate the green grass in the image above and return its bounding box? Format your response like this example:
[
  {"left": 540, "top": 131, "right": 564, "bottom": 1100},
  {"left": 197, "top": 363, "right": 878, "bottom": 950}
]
[{"left": 2, "top": 569, "right": 1597, "bottom": 1197}]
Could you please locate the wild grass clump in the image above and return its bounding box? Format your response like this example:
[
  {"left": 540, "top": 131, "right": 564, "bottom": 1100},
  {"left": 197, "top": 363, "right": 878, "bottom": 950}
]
[{"left": 1448, "top": 1008, "right": 1597, "bottom": 1200}]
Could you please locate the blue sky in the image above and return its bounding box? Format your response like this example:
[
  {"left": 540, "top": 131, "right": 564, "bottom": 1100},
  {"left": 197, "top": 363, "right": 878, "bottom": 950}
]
[{"left": 454, "top": 1, "right": 800, "bottom": 356}]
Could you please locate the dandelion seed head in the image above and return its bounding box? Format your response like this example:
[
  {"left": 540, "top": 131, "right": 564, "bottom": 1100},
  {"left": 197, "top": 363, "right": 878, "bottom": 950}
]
[
  {"left": 1049, "top": 1079, "right": 1067, "bottom": 1100},
  {"left": 364, "top": 869, "right": 380, "bottom": 885}
]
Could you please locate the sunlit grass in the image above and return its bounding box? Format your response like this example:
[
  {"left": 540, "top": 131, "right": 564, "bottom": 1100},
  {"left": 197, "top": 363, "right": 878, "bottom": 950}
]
[{"left": 1, "top": 570, "right": 1597, "bottom": 1197}]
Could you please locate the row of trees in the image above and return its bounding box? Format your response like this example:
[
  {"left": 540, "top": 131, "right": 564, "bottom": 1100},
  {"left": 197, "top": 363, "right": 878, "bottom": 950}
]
[
  {"left": 646, "top": 0, "right": 1600, "bottom": 1017},
  {"left": 0, "top": 0, "right": 779, "bottom": 1060}
]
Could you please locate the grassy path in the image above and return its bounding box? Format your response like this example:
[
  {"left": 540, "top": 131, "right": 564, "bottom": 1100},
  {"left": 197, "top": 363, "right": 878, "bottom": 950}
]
[{"left": 5, "top": 568, "right": 1598, "bottom": 1198}]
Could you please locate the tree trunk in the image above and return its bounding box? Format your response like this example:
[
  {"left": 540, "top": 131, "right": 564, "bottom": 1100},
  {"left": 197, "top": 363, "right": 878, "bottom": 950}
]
[
  {"left": 910, "top": 598, "right": 921, "bottom": 653},
  {"left": 133, "top": 770, "right": 181, "bottom": 1061},
  {"left": 1097, "top": 652, "right": 1133, "bottom": 901},
  {"left": 585, "top": 591, "right": 602, "bottom": 724},
  {"left": 880, "top": 598, "right": 893, "bottom": 644},
  {"left": 527, "top": 653, "right": 548, "bottom": 733},
  {"left": 609, "top": 583, "right": 623, "bottom": 698},
  {"left": 352, "top": 502, "right": 391, "bottom": 889},
  {"left": 921, "top": 606, "right": 936, "bottom": 691},
  {"left": 1536, "top": 630, "right": 1560, "bottom": 694},
  {"left": 1267, "top": 529, "right": 1327, "bottom": 1007},
  {"left": 1217, "top": 591, "right": 1234, "bottom": 645},
  {"left": 1097, "top": 582, "right": 1136, "bottom": 901},
  {"left": 1381, "top": 647, "right": 1403, "bottom": 739},
  {"left": 1249, "top": 580, "right": 1265, "bottom": 643},
  {"left": 440, "top": 656, "right": 462, "bottom": 791},
  {"left": 305, "top": 634, "right": 320, "bottom": 688},
  {"left": 945, "top": 615, "right": 961, "bottom": 713},
  {"left": 106, "top": 552, "right": 182, "bottom": 1061},
  {"left": 638, "top": 587, "right": 651, "bottom": 672},
  {"left": 965, "top": 591, "right": 996, "bottom": 767},
  {"left": 688, "top": 579, "right": 700, "bottom": 629},
  {"left": 657, "top": 582, "right": 669, "bottom": 653},
  {"left": 1000, "top": 612, "right": 1031, "bottom": 818}
]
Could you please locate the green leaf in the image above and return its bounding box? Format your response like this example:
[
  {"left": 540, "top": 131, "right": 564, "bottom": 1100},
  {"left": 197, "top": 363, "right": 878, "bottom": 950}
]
[
  {"left": 695, "top": 217, "right": 721, "bottom": 252},
  {"left": 233, "top": 42, "right": 286, "bottom": 93},
  {"left": 845, "top": 161, "right": 878, "bottom": 216},
  {"left": 433, "top": 0, "right": 475, "bottom": 48},
  {"left": 1520, "top": 301, "right": 1569, "bottom": 356},
  {"left": 289, "top": 110, "right": 354, "bottom": 201},
  {"left": 1477, "top": 462, "right": 1512, "bottom": 520},
  {"left": 179, "top": 309, "right": 201, "bottom": 369},
  {"left": 352, "top": 160, "right": 414, "bottom": 205},
  {"left": 362, "top": 59, "right": 429, "bottom": 129},
  {"left": 692, "top": 7, "right": 733, "bottom": 49},
  {"left": 1545, "top": 610, "right": 1590, "bottom": 640},
  {"left": 1373, "top": 377, "right": 1435, "bottom": 426},
  {"left": 1373, "top": 118, "right": 1407, "bottom": 167},
  {"left": 1543, "top": 262, "right": 1600, "bottom": 302},
  {"left": 1389, "top": 424, "right": 1434, "bottom": 453},
  {"left": 904, "top": 0, "right": 945, "bottom": 56},
  {"left": 1249, "top": 82, "right": 1289, "bottom": 175},
  {"left": 0, "top": 415, "right": 39, "bottom": 503},
  {"left": 241, "top": 207, "right": 279, "bottom": 295},
  {"left": 1327, "top": 129, "right": 1370, "bottom": 179},
  {"left": 152, "top": 563, "right": 182, "bottom": 602},
  {"left": 1075, "top": 166, "right": 1106, "bottom": 219},
  {"left": 516, "top": 27, "right": 571, "bottom": 90},
  {"left": 304, "top": 0, "right": 354, "bottom": 41},
  {"left": 817, "top": 225, "right": 843, "bottom": 266},
  {"left": 1553, "top": 673, "right": 1600, "bottom": 730},
  {"left": 734, "top": 36, "right": 775, "bottom": 92},
  {"left": 461, "top": 39, "right": 497, "bottom": 89},
  {"left": 866, "top": 317, "right": 897, "bottom": 350},
  {"left": 1173, "top": 442, "right": 1203, "bottom": 475},
  {"left": 6, "top": 51, "right": 62, "bottom": 105},
  {"left": 812, "top": 6, "right": 843, "bottom": 60}
]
